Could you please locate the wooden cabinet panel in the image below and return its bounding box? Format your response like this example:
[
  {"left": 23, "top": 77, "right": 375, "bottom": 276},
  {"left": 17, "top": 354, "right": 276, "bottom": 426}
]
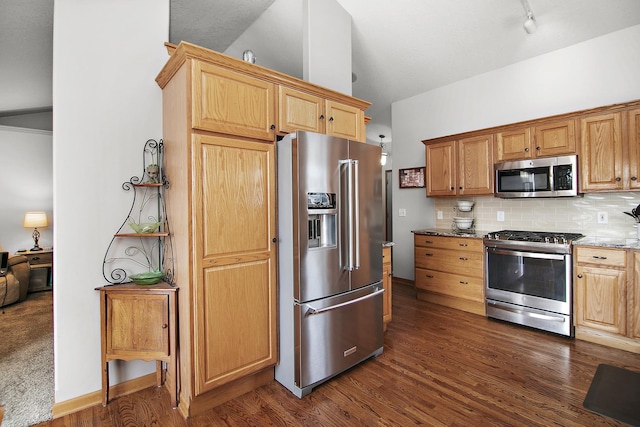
[
  {"left": 193, "top": 134, "right": 277, "bottom": 395},
  {"left": 415, "top": 268, "right": 483, "bottom": 302},
  {"left": 192, "top": 61, "right": 275, "bottom": 141},
  {"left": 633, "top": 252, "right": 640, "bottom": 339},
  {"left": 382, "top": 246, "right": 392, "bottom": 329},
  {"left": 579, "top": 112, "right": 623, "bottom": 191},
  {"left": 414, "top": 247, "right": 483, "bottom": 274},
  {"left": 534, "top": 119, "right": 576, "bottom": 157},
  {"left": 495, "top": 127, "right": 532, "bottom": 161},
  {"left": 458, "top": 134, "right": 494, "bottom": 195},
  {"left": 278, "top": 86, "right": 324, "bottom": 134},
  {"left": 325, "top": 100, "right": 364, "bottom": 142},
  {"left": 628, "top": 108, "right": 640, "bottom": 190},
  {"left": 575, "top": 265, "right": 626, "bottom": 335},
  {"left": 106, "top": 293, "right": 169, "bottom": 358},
  {"left": 426, "top": 141, "right": 457, "bottom": 197}
]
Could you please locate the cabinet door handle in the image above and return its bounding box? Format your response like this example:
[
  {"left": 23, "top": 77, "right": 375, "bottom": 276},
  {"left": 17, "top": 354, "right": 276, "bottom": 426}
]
[
  {"left": 162, "top": 324, "right": 168, "bottom": 329},
  {"left": 272, "top": 237, "right": 277, "bottom": 243},
  {"left": 459, "top": 257, "right": 468, "bottom": 261},
  {"left": 632, "top": 176, "right": 638, "bottom": 181},
  {"left": 319, "top": 114, "right": 325, "bottom": 120},
  {"left": 536, "top": 146, "right": 541, "bottom": 151},
  {"left": 592, "top": 256, "right": 607, "bottom": 259},
  {"left": 329, "top": 117, "right": 334, "bottom": 122},
  {"left": 270, "top": 124, "right": 276, "bottom": 130},
  {"left": 577, "top": 274, "right": 583, "bottom": 278},
  {"left": 459, "top": 186, "right": 463, "bottom": 190},
  {"left": 524, "top": 147, "right": 529, "bottom": 152},
  {"left": 459, "top": 281, "right": 468, "bottom": 285},
  {"left": 450, "top": 187, "right": 454, "bottom": 190},
  {"left": 615, "top": 177, "right": 621, "bottom": 182}
]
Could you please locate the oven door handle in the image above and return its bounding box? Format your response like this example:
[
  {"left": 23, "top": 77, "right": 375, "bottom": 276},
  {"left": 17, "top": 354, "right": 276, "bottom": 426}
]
[
  {"left": 488, "top": 301, "right": 566, "bottom": 323},
  {"left": 485, "top": 246, "right": 565, "bottom": 261}
]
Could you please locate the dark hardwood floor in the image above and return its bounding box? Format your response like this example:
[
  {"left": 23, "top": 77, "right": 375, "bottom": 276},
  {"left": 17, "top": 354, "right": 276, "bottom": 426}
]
[{"left": 37, "top": 282, "right": 640, "bottom": 426}]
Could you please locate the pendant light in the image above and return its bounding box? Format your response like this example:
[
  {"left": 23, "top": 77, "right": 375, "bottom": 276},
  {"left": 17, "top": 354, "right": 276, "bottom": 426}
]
[{"left": 379, "top": 135, "right": 388, "bottom": 166}]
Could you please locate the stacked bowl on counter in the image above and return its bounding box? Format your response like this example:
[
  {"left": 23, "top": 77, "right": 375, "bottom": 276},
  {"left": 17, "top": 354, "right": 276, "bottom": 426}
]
[{"left": 453, "top": 200, "right": 474, "bottom": 230}]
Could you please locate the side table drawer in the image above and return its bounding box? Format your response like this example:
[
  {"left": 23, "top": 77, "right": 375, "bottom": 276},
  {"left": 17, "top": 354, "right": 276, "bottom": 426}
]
[{"left": 24, "top": 252, "right": 53, "bottom": 266}]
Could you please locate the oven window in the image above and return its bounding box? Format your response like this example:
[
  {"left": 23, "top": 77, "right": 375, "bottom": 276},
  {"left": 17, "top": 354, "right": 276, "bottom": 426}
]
[
  {"left": 486, "top": 251, "right": 567, "bottom": 302},
  {"left": 497, "top": 167, "right": 550, "bottom": 193}
]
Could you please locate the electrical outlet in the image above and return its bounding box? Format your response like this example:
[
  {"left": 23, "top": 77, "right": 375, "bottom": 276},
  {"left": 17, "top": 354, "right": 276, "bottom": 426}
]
[
  {"left": 399, "top": 208, "right": 407, "bottom": 217},
  {"left": 437, "top": 210, "right": 443, "bottom": 220},
  {"left": 597, "top": 211, "right": 608, "bottom": 224},
  {"left": 497, "top": 211, "right": 505, "bottom": 222}
]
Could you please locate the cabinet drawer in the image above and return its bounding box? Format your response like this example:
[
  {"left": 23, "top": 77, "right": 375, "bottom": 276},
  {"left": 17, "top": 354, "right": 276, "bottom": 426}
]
[
  {"left": 414, "top": 234, "right": 483, "bottom": 252},
  {"left": 414, "top": 247, "right": 483, "bottom": 276},
  {"left": 575, "top": 246, "right": 626, "bottom": 268},
  {"left": 25, "top": 252, "right": 53, "bottom": 266},
  {"left": 415, "top": 268, "right": 483, "bottom": 302}
]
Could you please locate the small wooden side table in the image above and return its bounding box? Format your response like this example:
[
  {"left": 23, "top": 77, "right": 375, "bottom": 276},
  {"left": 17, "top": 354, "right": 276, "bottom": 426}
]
[
  {"left": 95, "top": 282, "right": 178, "bottom": 407},
  {"left": 17, "top": 249, "right": 53, "bottom": 292}
]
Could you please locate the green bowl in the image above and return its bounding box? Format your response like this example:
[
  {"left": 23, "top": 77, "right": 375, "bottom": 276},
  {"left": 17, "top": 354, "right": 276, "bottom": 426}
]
[
  {"left": 129, "top": 222, "right": 162, "bottom": 234},
  {"left": 130, "top": 271, "right": 163, "bottom": 285}
]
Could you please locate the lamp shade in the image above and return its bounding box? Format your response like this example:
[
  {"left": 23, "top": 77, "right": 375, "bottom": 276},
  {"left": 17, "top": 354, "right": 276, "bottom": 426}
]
[{"left": 23, "top": 211, "right": 48, "bottom": 228}]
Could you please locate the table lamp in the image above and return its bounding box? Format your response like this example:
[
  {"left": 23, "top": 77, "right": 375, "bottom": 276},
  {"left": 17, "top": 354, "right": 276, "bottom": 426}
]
[{"left": 23, "top": 211, "right": 48, "bottom": 251}]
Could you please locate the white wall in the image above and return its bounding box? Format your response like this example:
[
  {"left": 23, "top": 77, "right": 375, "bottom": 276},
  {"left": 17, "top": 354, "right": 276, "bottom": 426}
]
[
  {"left": 0, "top": 126, "right": 53, "bottom": 252},
  {"left": 391, "top": 24, "right": 640, "bottom": 280},
  {"left": 52, "top": 0, "right": 168, "bottom": 402}
]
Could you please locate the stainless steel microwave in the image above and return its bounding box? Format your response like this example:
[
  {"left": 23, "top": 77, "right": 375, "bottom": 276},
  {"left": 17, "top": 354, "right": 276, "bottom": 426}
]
[{"left": 495, "top": 155, "right": 579, "bottom": 198}]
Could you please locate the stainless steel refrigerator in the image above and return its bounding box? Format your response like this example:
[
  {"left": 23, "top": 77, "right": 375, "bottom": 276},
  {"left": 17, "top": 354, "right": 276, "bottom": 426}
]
[{"left": 275, "top": 130, "right": 384, "bottom": 398}]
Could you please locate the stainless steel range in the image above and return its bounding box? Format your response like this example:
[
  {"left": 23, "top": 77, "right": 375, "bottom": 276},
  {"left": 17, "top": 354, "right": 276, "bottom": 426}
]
[{"left": 483, "top": 230, "right": 584, "bottom": 336}]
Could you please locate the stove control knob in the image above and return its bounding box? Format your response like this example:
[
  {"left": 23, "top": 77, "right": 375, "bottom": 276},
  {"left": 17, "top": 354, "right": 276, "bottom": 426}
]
[{"left": 544, "top": 236, "right": 551, "bottom": 243}]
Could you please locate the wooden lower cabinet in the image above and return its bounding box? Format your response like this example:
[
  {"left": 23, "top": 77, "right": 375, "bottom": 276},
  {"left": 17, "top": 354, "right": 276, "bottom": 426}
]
[
  {"left": 96, "top": 283, "right": 178, "bottom": 407},
  {"left": 382, "top": 245, "right": 392, "bottom": 330},
  {"left": 574, "top": 246, "right": 640, "bottom": 353},
  {"left": 414, "top": 234, "right": 485, "bottom": 315}
]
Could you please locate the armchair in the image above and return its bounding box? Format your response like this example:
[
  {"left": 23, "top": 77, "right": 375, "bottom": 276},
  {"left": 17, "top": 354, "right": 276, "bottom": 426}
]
[{"left": 0, "top": 254, "right": 31, "bottom": 308}]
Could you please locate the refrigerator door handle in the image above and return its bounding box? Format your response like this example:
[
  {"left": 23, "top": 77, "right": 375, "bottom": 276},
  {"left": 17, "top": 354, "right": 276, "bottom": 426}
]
[
  {"left": 353, "top": 159, "right": 360, "bottom": 270},
  {"left": 340, "top": 159, "right": 356, "bottom": 271},
  {"left": 305, "top": 287, "right": 385, "bottom": 316}
]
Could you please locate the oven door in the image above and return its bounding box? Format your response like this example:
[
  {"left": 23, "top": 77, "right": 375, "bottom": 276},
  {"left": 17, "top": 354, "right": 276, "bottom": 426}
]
[{"left": 485, "top": 246, "right": 572, "bottom": 315}]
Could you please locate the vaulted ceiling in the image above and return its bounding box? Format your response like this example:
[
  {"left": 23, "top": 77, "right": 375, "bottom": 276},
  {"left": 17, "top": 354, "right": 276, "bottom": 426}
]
[{"left": 3, "top": 0, "right": 640, "bottom": 143}]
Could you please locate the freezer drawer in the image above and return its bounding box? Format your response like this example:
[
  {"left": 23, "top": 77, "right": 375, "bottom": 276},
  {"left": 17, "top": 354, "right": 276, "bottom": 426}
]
[{"left": 295, "top": 284, "right": 384, "bottom": 392}]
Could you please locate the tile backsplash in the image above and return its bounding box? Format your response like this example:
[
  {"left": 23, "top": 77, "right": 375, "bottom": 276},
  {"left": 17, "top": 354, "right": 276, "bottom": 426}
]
[{"left": 434, "top": 192, "right": 640, "bottom": 240}]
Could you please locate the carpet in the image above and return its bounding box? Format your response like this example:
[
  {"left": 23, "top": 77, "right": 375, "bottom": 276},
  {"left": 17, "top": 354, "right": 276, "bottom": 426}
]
[
  {"left": 0, "top": 291, "right": 53, "bottom": 427},
  {"left": 583, "top": 364, "right": 640, "bottom": 426}
]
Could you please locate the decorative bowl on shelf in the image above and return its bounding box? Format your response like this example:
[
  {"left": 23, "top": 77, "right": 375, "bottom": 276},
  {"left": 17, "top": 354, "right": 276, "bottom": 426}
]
[
  {"left": 130, "top": 271, "right": 164, "bottom": 285},
  {"left": 456, "top": 200, "right": 474, "bottom": 212},
  {"left": 128, "top": 221, "right": 162, "bottom": 234},
  {"left": 453, "top": 217, "right": 473, "bottom": 229}
]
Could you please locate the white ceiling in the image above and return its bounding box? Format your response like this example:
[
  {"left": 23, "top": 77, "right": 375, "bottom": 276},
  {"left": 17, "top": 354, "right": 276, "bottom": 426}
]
[{"left": 3, "top": 0, "right": 640, "bottom": 144}]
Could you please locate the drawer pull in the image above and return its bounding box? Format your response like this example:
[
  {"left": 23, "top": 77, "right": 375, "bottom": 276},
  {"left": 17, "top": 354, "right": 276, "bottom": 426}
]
[
  {"left": 459, "top": 257, "right": 468, "bottom": 261},
  {"left": 577, "top": 274, "right": 583, "bottom": 279},
  {"left": 458, "top": 243, "right": 468, "bottom": 247},
  {"left": 592, "top": 256, "right": 608, "bottom": 260},
  {"left": 32, "top": 256, "right": 40, "bottom": 261},
  {"left": 459, "top": 281, "right": 468, "bottom": 285},
  {"left": 425, "top": 240, "right": 433, "bottom": 244},
  {"left": 426, "top": 274, "right": 434, "bottom": 278},
  {"left": 162, "top": 324, "right": 168, "bottom": 329},
  {"left": 424, "top": 253, "right": 433, "bottom": 257}
]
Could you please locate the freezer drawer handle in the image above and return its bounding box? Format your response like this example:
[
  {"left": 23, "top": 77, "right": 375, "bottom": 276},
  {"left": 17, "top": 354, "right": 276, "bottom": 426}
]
[{"left": 306, "top": 288, "right": 385, "bottom": 316}]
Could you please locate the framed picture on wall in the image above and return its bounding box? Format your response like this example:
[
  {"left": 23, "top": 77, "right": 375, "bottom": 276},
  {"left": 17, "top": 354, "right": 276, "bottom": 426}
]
[{"left": 399, "top": 167, "right": 425, "bottom": 188}]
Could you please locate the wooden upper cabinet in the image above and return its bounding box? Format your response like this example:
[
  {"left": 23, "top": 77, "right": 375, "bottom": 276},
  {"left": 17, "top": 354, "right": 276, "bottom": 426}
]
[
  {"left": 628, "top": 108, "right": 640, "bottom": 190},
  {"left": 192, "top": 60, "right": 276, "bottom": 141},
  {"left": 425, "top": 134, "right": 493, "bottom": 197},
  {"left": 278, "top": 86, "right": 324, "bottom": 134},
  {"left": 580, "top": 112, "right": 623, "bottom": 191},
  {"left": 325, "top": 100, "right": 365, "bottom": 142},
  {"left": 426, "top": 141, "right": 457, "bottom": 197},
  {"left": 495, "top": 127, "right": 532, "bottom": 161},
  {"left": 495, "top": 120, "right": 575, "bottom": 162},
  {"left": 458, "top": 134, "right": 494, "bottom": 195},
  {"left": 533, "top": 119, "right": 576, "bottom": 157}
]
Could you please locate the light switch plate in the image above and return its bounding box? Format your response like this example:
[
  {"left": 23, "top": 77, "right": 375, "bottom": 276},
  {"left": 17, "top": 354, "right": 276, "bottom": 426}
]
[{"left": 399, "top": 208, "right": 407, "bottom": 217}]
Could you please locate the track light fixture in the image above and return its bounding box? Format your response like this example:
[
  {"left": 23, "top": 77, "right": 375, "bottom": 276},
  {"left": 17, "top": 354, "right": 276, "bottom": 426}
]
[{"left": 521, "top": 0, "right": 537, "bottom": 34}]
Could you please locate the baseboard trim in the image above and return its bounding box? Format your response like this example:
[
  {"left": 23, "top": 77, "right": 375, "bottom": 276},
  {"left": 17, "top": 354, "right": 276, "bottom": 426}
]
[
  {"left": 392, "top": 276, "right": 414, "bottom": 287},
  {"left": 52, "top": 372, "right": 157, "bottom": 419}
]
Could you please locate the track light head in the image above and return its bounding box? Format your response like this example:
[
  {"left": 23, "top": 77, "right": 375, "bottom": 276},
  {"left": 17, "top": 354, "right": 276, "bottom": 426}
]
[{"left": 523, "top": 12, "right": 537, "bottom": 34}]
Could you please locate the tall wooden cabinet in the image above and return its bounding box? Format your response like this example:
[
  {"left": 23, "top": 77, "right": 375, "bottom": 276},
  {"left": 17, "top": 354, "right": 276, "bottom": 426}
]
[{"left": 156, "top": 41, "right": 370, "bottom": 418}]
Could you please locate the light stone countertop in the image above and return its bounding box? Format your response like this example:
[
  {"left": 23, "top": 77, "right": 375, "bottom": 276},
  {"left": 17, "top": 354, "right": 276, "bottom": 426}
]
[
  {"left": 411, "top": 228, "right": 491, "bottom": 239},
  {"left": 573, "top": 236, "right": 640, "bottom": 250}
]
